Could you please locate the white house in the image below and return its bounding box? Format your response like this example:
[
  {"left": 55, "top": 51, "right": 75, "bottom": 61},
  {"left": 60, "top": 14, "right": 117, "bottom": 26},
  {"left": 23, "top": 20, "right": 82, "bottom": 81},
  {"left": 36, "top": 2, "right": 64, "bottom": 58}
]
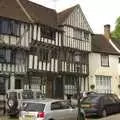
[{"left": 89, "top": 25, "right": 120, "bottom": 97}]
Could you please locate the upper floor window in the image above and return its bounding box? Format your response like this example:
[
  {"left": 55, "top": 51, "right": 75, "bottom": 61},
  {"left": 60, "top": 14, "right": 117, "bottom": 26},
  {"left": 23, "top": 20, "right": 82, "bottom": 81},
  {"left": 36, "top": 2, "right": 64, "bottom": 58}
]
[
  {"left": 73, "top": 29, "right": 82, "bottom": 40},
  {"left": 0, "top": 19, "right": 20, "bottom": 36},
  {"left": 0, "top": 49, "right": 16, "bottom": 64},
  {"left": 41, "top": 26, "right": 55, "bottom": 40},
  {"left": 84, "top": 32, "right": 89, "bottom": 41},
  {"left": 101, "top": 54, "right": 109, "bottom": 67}
]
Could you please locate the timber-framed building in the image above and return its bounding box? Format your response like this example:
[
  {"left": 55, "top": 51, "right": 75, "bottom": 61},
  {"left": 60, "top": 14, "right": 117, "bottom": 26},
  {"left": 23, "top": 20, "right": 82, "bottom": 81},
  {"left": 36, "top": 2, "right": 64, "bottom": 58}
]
[{"left": 0, "top": 0, "right": 92, "bottom": 99}]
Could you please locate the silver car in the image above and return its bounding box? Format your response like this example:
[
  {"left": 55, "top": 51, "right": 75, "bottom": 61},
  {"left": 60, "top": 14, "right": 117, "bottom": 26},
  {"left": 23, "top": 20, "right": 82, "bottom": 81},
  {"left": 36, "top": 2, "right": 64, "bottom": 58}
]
[{"left": 19, "top": 99, "right": 86, "bottom": 120}]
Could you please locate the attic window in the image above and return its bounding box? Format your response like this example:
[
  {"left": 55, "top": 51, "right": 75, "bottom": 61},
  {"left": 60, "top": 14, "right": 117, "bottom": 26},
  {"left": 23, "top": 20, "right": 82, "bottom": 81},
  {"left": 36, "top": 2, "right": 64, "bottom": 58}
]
[{"left": 41, "top": 26, "right": 55, "bottom": 40}]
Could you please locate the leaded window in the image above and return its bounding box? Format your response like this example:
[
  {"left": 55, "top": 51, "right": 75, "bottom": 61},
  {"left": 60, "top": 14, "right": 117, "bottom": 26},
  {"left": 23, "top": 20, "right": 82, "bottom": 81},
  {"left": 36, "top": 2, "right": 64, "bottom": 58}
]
[
  {"left": 0, "top": 19, "right": 20, "bottom": 36},
  {"left": 41, "top": 26, "right": 55, "bottom": 40}
]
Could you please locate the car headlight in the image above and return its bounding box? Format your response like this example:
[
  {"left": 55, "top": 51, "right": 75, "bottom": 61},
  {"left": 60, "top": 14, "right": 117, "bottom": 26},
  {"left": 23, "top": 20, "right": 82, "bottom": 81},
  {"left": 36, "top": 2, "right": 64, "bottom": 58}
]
[{"left": 8, "top": 100, "right": 14, "bottom": 107}]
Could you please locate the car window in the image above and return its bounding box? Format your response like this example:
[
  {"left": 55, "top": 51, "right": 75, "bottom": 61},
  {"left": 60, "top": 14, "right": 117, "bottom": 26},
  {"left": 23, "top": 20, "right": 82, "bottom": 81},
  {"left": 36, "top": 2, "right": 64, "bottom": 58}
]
[
  {"left": 51, "top": 102, "right": 62, "bottom": 110},
  {"left": 108, "top": 95, "right": 116, "bottom": 103},
  {"left": 22, "top": 102, "right": 45, "bottom": 112},
  {"left": 60, "top": 101, "right": 71, "bottom": 109},
  {"left": 112, "top": 94, "right": 120, "bottom": 102},
  {"left": 102, "top": 95, "right": 116, "bottom": 105},
  {"left": 82, "top": 96, "right": 99, "bottom": 103}
]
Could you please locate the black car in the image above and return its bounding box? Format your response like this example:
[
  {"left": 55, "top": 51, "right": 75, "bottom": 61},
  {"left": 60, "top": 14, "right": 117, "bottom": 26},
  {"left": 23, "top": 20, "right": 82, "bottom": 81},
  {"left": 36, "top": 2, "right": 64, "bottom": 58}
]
[{"left": 81, "top": 93, "right": 120, "bottom": 117}]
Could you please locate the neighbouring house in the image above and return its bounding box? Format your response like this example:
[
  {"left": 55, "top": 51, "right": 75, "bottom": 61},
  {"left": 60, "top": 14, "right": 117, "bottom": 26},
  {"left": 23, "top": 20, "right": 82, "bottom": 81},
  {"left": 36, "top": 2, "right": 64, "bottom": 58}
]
[
  {"left": 58, "top": 4, "right": 93, "bottom": 99},
  {"left": 89, "top": 25, "right": 120, "bottom": 97}
]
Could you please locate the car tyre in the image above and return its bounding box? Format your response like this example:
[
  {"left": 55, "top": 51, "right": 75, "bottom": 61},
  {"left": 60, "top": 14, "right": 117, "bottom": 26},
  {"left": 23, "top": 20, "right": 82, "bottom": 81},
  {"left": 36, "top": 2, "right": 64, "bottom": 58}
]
[{"left": 101, "top": 109, "right": 107, "bottom": 117}]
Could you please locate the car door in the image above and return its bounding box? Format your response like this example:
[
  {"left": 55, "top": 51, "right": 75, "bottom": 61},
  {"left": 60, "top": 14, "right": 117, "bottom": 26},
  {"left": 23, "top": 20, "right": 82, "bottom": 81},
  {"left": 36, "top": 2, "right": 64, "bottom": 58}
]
[
  {"left": 60, "top": 101, "right": 77, "bottom": 120},
  {"left": 111, "top": 94, "right": 120, "bottom": 113},
  {"left": 50, "top": 101, "right": 65, "bottom": 120}
]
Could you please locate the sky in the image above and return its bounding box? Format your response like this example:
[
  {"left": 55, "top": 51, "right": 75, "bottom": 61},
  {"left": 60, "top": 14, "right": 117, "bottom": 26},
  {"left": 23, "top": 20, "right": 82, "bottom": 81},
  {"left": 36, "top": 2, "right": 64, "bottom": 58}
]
[{"left": 30, "top": 0, "right": 120, "bottom": 34}]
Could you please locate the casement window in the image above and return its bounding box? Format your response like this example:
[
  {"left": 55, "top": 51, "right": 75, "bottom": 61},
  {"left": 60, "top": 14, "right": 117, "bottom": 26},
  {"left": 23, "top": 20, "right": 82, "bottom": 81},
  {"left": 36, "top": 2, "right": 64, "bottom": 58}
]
[
  {"left": 101, "top": 54, "right": 109, "bottom": 67},
  {"left": 0, "top": 49, "right": 16, "bottom": 64},
  {"left": 96, "top": 75, "right": 111, "bottom": 93},
  {"left": 39, "top": 49, "right": 49, "bottom": 61},
  {"left": 41, "top": 26, "right": 55, "bottom": 40},
  {"left": 73, "top": 29, "right": 82, "bottom": 40},
  {"left": 0, "top": 19, "right": 20, "bottom": 36},
  {"left": 84, "top": 32, "right": 89, "bottom": 41}
]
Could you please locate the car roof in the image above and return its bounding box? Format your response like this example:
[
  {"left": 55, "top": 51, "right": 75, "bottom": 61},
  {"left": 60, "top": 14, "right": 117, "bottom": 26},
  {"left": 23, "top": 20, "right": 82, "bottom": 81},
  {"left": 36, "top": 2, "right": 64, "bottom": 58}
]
[{"left": 22, "top": 98, "right": 66, "bottom": 104}]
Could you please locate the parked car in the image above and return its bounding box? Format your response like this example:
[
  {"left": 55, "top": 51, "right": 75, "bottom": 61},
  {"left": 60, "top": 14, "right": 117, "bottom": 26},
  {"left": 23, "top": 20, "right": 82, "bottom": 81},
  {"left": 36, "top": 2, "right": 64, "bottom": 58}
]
[
  {"left": 81, "top": 93, "right": 120, "bottom": 117},
  {"left": 19, "top": 99, "right": 86, "bottom": 120},
  {"left": 71, "top": 91, "right": 97, "bottom": 106},
  {"left": 6, "top": 89, "right": 44, "bottom": 117}
]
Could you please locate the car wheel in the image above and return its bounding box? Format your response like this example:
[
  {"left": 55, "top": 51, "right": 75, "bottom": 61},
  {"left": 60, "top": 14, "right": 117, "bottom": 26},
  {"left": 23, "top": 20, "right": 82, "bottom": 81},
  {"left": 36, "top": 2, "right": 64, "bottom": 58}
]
[{"left": 101, "top": 109, "right": 107, "bottom": 117}]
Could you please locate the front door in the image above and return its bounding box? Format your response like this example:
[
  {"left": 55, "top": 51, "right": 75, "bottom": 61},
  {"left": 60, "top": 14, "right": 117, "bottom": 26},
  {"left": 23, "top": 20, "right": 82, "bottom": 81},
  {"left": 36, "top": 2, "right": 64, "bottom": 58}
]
[
  {"left": 53, "top": 76, "right": 63, "bottom": 98},
  {"left": 0, "top": 76, "right": 6, "bottom": 95}
]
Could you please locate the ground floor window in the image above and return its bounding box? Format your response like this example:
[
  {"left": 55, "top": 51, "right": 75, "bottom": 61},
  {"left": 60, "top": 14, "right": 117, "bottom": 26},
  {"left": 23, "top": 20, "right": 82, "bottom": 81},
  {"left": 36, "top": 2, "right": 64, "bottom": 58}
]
[{"left": 96, "top": 75, "right": 111, "bottom": 93}]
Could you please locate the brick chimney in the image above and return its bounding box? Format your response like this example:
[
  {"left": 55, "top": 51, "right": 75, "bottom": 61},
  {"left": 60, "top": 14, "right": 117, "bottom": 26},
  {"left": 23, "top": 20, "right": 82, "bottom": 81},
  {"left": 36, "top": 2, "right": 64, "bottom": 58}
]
[{"left": 104, "top": 24, "right": 111, "bottom": 40}]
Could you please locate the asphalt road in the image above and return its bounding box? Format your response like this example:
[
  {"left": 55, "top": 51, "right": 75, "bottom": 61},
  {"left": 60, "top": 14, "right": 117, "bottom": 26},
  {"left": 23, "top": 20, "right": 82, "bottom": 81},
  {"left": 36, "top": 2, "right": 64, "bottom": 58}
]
[
  {"left": 0, "top": 114, "right": 120, "bottom": 120},
  {"left": 87, "top": 113, "right": 120, "bottom": 120}
]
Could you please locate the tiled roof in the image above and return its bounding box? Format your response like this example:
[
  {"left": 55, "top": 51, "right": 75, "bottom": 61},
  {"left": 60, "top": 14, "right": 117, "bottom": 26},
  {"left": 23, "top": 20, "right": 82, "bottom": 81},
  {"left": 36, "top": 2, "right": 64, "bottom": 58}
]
[
  {"left": 0, "top": 0, "right": 57, "bottom": 27},
  {"left": 57, "top": 5, "right": 77, "bottom": 24},
  {"left": 0, "top": 0, "right": 30, "bottom": 22},
  {"left": 111, "top": 39, "right": 120, "bottom": 51},
  {"left": 92, "top": 34, "right": 119, "bottom": 55}
]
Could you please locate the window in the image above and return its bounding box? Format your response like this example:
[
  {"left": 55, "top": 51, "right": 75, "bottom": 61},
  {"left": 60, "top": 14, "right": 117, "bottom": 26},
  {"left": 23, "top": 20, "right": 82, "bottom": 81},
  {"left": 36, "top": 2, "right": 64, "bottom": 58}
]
[
  {"left": 51, "top": 102, "right": 62, "bottom": 110},
  {"left": 41, "top": 26, "right": 55, "bottom": 40},
  {"left": 73, "top": 29, "right": 82, "bottom": 40},
  {"left": 0, "top": 19, "right": 20, "bottom": 36},
  {"left": 84, "top": 32, "right": 89, "bottom": 41},
  {"left": 101, "top": 54, "right": 109, "bottom": 67},
  {"left": 118, "top": 57, "right": 120, "bottom": 63},
  {"left": 96, "top": 75, "right": 111, "bottom": 93},
  {"left": 0, "top": 49, "right": 16, "bottom": 64},
  {"left": 39, "top": 49, "right": 49, "bottom": 61}
]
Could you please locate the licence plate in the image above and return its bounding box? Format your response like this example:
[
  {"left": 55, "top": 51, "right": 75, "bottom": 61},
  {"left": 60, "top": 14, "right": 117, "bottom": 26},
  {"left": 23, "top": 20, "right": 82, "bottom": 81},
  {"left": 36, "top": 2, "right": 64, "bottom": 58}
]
[
  {"left": 24, "top": 115, "right": 33, "bottom": 120},
  {"left": 81, "top": 104, "right": 90, "bottom": 108}
]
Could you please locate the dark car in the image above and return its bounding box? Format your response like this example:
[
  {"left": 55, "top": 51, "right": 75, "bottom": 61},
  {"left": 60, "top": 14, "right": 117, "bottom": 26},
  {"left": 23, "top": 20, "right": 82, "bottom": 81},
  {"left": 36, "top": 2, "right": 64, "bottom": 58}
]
[{"left": 81, "top": 93, "right": 120, "bottom": 117}]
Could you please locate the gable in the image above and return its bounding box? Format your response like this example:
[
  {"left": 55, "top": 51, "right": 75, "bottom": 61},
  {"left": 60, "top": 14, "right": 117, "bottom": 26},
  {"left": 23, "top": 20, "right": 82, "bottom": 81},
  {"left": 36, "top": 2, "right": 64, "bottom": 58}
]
[{"left": 63, "top": 5, "right": 92, "bottom": 33}]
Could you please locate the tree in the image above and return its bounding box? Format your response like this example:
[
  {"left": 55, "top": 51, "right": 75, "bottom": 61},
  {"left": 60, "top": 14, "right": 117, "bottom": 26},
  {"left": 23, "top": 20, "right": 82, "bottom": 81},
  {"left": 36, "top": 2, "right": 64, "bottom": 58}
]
[{"left": 111, "top": 16, "right": 120, "bottom": 40}]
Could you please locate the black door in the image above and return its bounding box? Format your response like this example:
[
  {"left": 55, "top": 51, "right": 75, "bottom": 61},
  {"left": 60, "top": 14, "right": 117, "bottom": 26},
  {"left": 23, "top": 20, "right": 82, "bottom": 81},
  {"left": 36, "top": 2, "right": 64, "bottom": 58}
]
[
  {"left": 0, "top": 77, "right": 6, "bottom": 95},
  {"left": 53, "top": 76, "right": 63, "bottom": 99}
]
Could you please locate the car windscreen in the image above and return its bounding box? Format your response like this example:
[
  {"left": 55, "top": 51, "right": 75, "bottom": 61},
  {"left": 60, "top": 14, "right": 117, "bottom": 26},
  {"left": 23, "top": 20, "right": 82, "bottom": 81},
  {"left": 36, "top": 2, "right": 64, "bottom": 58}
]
[
  {"left": 22, "top": 102, "right": 45, "bottom": 112},
  {"left": 82, "top": 96, "right": 100, "bottom": 103}
]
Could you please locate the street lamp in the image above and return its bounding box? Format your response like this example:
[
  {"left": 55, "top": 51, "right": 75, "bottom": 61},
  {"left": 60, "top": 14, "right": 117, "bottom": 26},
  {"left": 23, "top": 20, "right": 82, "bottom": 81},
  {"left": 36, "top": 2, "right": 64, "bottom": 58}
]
[{"left": 74, "top": 53, "right": 81, "bottom": 120}]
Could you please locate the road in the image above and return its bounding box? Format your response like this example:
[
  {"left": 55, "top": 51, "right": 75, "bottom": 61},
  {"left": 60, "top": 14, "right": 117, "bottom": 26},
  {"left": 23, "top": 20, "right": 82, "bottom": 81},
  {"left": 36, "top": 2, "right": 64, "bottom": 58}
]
[
  {"left": 0, "top": 114, "right": 120, "bottom": 120},
  {"left": 87, "top": 113, "right": 120, "bottom": 120}
]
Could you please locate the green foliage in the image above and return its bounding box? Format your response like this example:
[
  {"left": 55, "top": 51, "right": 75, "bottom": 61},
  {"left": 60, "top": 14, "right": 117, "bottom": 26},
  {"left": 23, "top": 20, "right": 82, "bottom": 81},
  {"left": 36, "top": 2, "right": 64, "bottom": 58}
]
[{"left": 111, "top": 16, "right": 120, "bottom": 40}]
